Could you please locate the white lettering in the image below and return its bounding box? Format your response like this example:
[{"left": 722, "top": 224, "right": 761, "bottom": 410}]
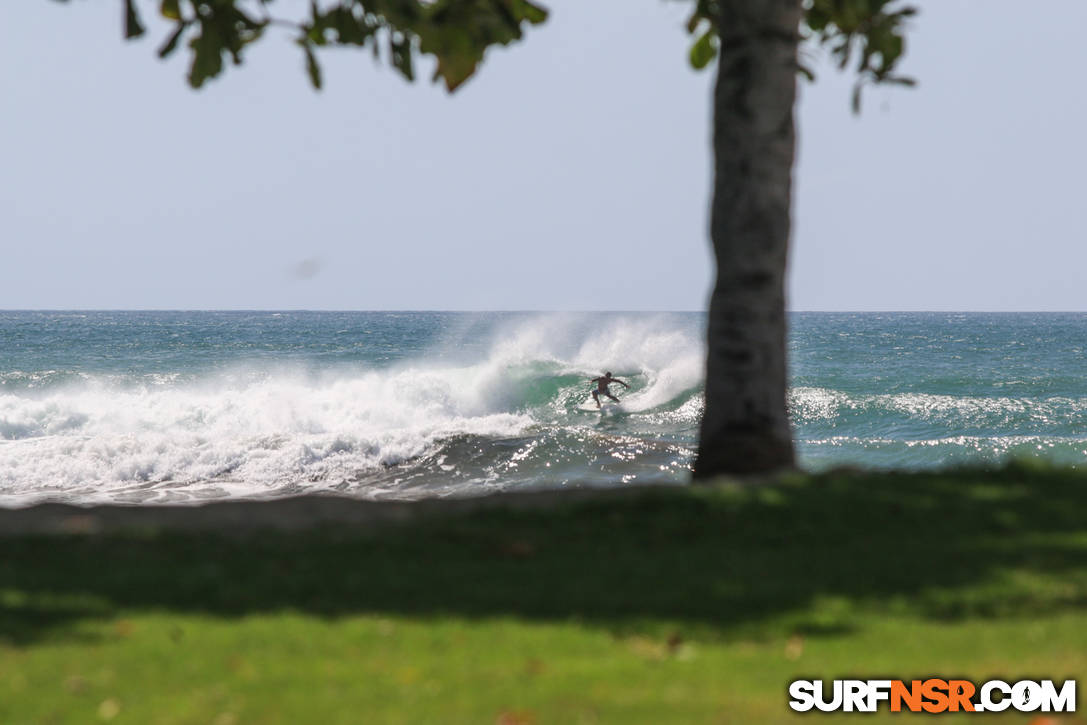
[
  {"left": 981, "top": 680, "right": 1012, "bottom": 712},
  {"left": 814, "top": 680, "right": 843, "bottom": 712},
  {"left": 1013, "top": 681, "right": 1042, "bottom": 712},
  {"left": 866, "top": 680, "right": 892, "bottom": 711},
  {"left": 843, "top": 680, "right": 867, "bottom": 712},
  {"left": 1040, "top": 680, "right": 1077, "bottom": 713},
  {"left": 788, "top": 680, "right": 816, "bottom": 712}
]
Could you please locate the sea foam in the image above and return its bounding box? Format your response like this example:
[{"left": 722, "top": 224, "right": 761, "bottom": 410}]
[{"left": 0, "top": 313, "right": 704, "bottom": 505}]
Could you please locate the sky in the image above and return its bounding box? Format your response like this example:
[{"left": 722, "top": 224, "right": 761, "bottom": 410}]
[{"left": 2, "top": 0, "right": 1085, "bottom": 311}]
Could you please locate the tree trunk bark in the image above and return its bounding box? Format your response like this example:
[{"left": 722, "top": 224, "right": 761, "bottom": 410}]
[{"left": 693, "top": 0, "right": 800, "bottom": 478}]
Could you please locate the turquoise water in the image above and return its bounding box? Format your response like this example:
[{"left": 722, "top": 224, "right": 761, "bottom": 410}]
[
  {"left": 1, "top": 311, "right": 1085, "bottom": 504},
  {"left": 791, "top": 312, "right": 1087, "bottom": 470}
]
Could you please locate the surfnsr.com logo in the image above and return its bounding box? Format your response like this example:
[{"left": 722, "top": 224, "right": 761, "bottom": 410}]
[{"left": 788, "top": 679, "right": 1076, "bottom": 713}]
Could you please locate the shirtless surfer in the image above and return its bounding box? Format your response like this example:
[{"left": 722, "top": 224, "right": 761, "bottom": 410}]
[{"left": 590, "top": 372, "right": 629, "bottom": 408}]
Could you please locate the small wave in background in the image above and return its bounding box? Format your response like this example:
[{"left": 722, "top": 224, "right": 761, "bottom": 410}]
[
  {"left": 3, "top": 311, "right": 1087, "bottom": 506},
  {"left": 790, "top": 312, "right": 1087, "bottom": 470}
]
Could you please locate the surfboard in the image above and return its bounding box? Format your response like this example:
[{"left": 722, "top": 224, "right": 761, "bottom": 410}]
[
  {"left": 597, "top": 401, "right": 625, "bottom": 416},
  {"left": 579, "top": 397, "right": 619, "bottom": 413}
]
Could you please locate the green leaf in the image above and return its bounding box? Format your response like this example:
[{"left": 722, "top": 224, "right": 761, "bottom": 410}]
[
  {"left": 688, "top": 30, "right": 717, "bottom": 70},
  {"left": 303, "top": 42, "right": 322, "bottom": 90},
  {"left": 516, "top": 1, "right": 548, "bottom": 25},
  {"left": 160, "top": 0, "right": 180, "bottom": 21},
  {"left": 433, "top": 54, "right": 479, "bottom": 93},
  {"left": 685, "top": 11, "right": 701, "bottom": 35},
  {"left": 158, "top": 22, "right": 186, "bottom": 58},
  {"left": 124, "top": 0, "right": 145, "bottom": 39},
  {"left": 187, "top": 27, "right": 223, "bottom": 88},
  {"left": 806, "top": 6, "right": 830, "bottom": 31},
  {"left": 390, "top": 33, "right": 414, "bottom": 82}
]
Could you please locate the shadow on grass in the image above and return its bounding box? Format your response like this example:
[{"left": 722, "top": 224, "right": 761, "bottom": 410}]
[{"left": 2, "top": 465, "right": 1086, "bottom": 645}]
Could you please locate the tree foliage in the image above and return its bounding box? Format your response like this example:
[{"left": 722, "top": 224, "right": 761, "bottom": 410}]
[
  {"left": 684, "top": 0, "right": 916, "bottom": 110},
  {"left": 93, "top": 0, "right": 548, "bottom": 91},
  {"left": 70, "top": 0, "right": 913, "bottom": 101}
]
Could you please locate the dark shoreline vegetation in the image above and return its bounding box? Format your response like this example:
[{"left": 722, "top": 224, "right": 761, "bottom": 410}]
[{"left": 2, "top": 465, "right": 1086, "bottom": 723}]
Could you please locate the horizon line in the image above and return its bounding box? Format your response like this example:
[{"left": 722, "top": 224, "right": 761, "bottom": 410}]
[{"left": 2, "top": 309, "right": 1086, "bottom": 314}]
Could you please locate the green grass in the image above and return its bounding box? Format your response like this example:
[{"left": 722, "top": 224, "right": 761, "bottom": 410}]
[{"left": 2, "top": 466, "right": 1086, "bottom": 723}]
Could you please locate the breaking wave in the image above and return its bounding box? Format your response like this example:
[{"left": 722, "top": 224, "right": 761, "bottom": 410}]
[{"left": 0, "top": 314, "right": 703, "bottom": 505}]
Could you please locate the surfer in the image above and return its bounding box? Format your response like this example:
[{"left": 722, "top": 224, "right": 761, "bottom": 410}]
[{"left": 590, "top": 372, "right": 629, "bottom": 408}]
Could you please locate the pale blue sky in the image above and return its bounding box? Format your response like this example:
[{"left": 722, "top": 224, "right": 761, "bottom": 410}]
[{"left": 2, "top": 1, "right": 1085, "bottom": 310}]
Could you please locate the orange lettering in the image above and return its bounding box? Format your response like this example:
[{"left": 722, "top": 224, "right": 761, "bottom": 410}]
[
  {"left": 948, "top": 680, "right": 975, "bottom": 712},
  {"left": 891, "top": 680, "right": 923, "bottom": 712},
  {"left": 921, "top": 678, "right": 950, "bottom": 713}
]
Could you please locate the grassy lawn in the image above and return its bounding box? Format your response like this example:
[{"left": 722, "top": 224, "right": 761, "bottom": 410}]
[{"left": 2, "top": 466, "right": 1086, "bottom": 723}]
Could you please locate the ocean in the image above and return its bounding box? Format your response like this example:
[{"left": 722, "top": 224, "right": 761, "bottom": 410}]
[{"left": 0, "top": 311, "right": 1084, "bottom": 506}]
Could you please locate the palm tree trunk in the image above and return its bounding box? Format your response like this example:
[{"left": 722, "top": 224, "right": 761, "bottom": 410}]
[{"left": 693, "top": 0, "right": 800, "bottom": 478}]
